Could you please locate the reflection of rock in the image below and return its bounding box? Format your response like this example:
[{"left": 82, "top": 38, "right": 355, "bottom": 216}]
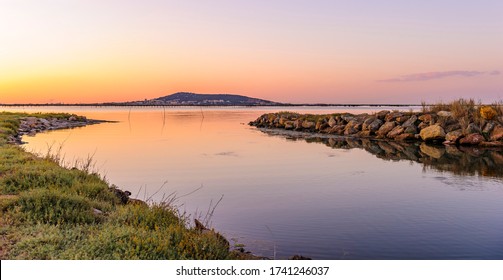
[
  {"left": 420, "top": 143, "right": 445, "bottom": 159},
  {"left": 257, "top": 128, "right": 503, "bottom": 179}
]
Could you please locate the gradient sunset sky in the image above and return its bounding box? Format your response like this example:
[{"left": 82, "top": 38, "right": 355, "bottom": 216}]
[{"left": 1, "top": 0, "right": 502, "bottom": 104}]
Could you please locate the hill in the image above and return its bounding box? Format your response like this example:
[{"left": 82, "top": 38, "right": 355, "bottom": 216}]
[{"left": 132, "top": 92, "right": 281, "bottom": 106}]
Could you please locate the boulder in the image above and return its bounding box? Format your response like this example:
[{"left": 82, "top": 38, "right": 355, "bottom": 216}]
[
  {"left": 482, "top": 121, "right": 496, "bottom": 138},
  {"left": 403, "top": 125, "right": 418, "bottom": 134},
  {"left": 376, "top": 110, "right": 390, "bottom": 120},
  {"left": 327, "top": 125, "right": 345, "bottom": 135},
  {"left": 302, "top": 120, "right": 315, "bottom": 129},
  {"left": 418, "top": 114, "right": 434, "bottom": 125},
  {"left": 459, "top": 133, "right": 485, "bottom": 145},
  {"left": 402, "top": 115, "right": 418, "bottom": 127},
  {"left": 328, "top": 116, "right": 337, "bottom": 128},
  {"left": 489, "top": 125, "right": 503, "bottom": 141},
  {"left": 284, "top": 121, "right": 294, "bottom": 130},
  {"left": 419, "top": 125, "right": 445, "bottom": 141},
  {"left": 387, "top": 126, "right": 404, "bottom": 139},
  {"left": 445, "top": 129, "right": 463, "bottom": 143},
  {"left": 444, "top": 123, "right": 461, "bottom": 133},
  {"left": 385, "top": 112, "right": 403, "bottom": 122},
  {"left": 376, "top": 121, "right": 395, "bottom": 137},
  {"left": 294, "top": 119, "right": 303, "bottom": 130},
  {"left": 418, "top": 122, "right": 429, "bottom": 130},
  {"left": 340, "top": 114, "right": 355, "bottom": 123},
  {"left": 315, "top": 119, "right": 326, "bottom": 130},
  {"left": 464, "top": 123, "right": 481, "bottom": 134},
  {"left": 344, "top": 120, "right": 362, "bottom": 135},
  {"left": 367, "top": 118, "right": 383, "bottom": 133},
  {"left": 396, "top": 115, "right": 411, "bottom": 124},
  {"left": 362, "top": 117, "right": 376, "bottom": 131}
]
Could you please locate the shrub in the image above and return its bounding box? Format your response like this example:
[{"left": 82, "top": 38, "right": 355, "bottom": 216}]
[{"left": 14, "top": 189, "right": 98, "bottom": 225}]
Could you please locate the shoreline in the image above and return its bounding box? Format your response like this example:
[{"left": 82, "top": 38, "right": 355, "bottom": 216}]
[
  {"left": 0, "top": 112, "right": 255, "bottom": 260},
  {"left": 8, "top": 115, "right": 111, "bottom": 145}
]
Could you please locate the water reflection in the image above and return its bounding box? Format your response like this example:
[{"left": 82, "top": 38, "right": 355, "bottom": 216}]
[{"left": 259, "top": 128, "right": 503, "bottom": 179}]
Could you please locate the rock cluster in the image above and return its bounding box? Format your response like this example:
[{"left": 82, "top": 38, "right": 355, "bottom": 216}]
[
  {"left": 249, "top": 109, "right": 503, "bottom": 147},
  {"left": 9, "top": 115, "right": 103, "bottom": 144}
]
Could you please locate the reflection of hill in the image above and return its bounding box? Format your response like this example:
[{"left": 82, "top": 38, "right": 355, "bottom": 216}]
[{"left": 259, "top": 128, "right": 503, "bottom": 179}]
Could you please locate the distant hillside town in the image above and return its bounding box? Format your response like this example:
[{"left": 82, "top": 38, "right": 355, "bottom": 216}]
[{"left": 128, "top": 92, "right": 281, "bottom": 106}]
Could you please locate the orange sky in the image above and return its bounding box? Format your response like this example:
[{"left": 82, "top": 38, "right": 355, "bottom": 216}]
[{"left": 1, "top": 1, "right": 502, "bottom": 104}]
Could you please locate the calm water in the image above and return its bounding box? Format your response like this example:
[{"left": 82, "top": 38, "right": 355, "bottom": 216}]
[{"left": 4, "top": 106, "right": 503, "bottom": 259}]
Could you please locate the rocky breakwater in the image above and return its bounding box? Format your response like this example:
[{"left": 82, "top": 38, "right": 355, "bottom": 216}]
[
  {"left": 249, "top": 106, "right": 503, "bottom": 147},
  {"left": 9, "top": 114, "right": 106, "bottom": 144}
]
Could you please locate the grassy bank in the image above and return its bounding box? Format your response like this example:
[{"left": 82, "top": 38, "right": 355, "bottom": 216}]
[{"left": 0, "top": 112, "right": 236, "bottom": 259}]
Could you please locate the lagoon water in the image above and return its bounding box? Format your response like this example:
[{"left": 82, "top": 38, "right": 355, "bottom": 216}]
[{"left": 4, "top": 106, "right": 503, "bottom": 259}]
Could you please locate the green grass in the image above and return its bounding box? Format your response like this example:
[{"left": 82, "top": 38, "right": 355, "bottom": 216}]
[{"left": 0, "top": 112, "right": 236, "bottom": 260}]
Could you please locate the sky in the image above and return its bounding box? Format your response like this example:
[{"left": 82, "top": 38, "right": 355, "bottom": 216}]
[{"left": 0, "top": 0, "right": 502, "bottom": 104}]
